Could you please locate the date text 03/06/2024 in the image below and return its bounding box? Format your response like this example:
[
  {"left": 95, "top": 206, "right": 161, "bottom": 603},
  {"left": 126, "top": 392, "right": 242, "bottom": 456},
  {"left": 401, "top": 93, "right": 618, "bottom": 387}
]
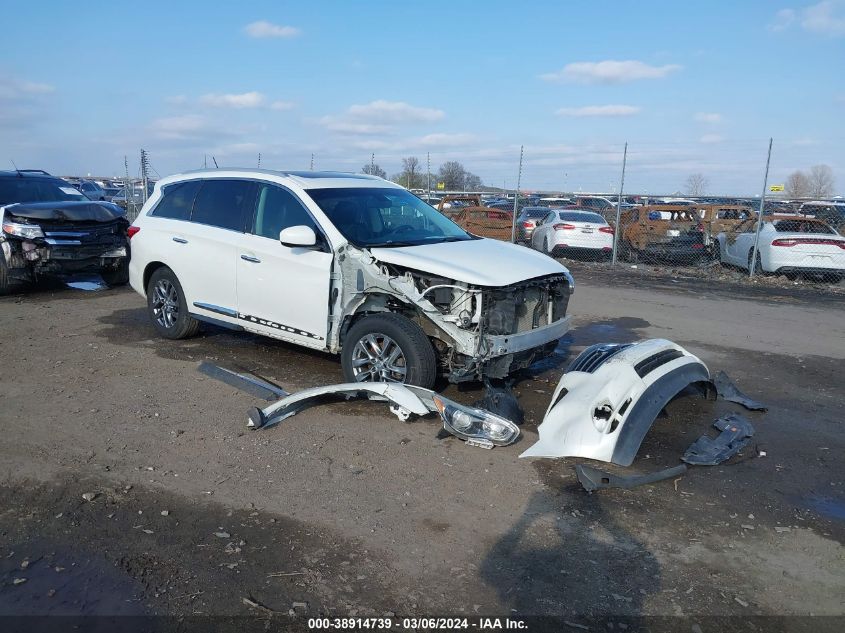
[{"left": 307, "top": 617, "right": 528, "bottom": 630}]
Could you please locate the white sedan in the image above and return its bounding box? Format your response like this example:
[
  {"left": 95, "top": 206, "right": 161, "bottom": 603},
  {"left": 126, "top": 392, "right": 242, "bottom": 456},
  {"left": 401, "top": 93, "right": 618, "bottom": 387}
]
[
  {"left": 530, "top": 209, "right": 614, "bottom": 258},
  {"left": 715, "top": 217, "right": 845, "bottom": 280}
]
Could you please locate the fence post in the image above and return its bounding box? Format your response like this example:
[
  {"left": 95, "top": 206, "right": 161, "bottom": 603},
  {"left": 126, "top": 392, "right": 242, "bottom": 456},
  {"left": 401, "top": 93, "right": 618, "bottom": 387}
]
[
  {"left": 510, "top": 145, "right": 524, "bottom": 243},
  {"left": 611, "top": 142, "right": 628, "bottom": 265},
  {"left": 749, "top": 138, "right": 773, "bottom": 278}
]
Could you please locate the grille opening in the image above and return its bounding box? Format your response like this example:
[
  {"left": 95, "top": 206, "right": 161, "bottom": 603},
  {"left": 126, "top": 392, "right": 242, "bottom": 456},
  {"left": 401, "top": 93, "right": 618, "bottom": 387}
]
[
  {"left": 618, "top": 397, "right": 632, "bottom": 416},
  {"left": 634, "top": 349, "right": 684, "bottom": 378}
]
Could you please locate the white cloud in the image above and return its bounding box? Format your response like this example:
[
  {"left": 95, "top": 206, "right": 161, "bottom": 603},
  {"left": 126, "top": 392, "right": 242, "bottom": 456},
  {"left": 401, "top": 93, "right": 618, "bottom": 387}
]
[
  {"left": 199, "top": 91, "right": 266, "bottom": 108},
  {"left": 417, "top": 133, "right": 476, "bottom": 146},
  {"left": 148, "top": 115, "right": 211, "bottom": 140},
  {"left": 768, "top": 8, "right": 796, "bottom": 31},
  {"left": 769, "top": 2, "right": 845, "bottom": 36},
  {"left": 244, "top": 20, "right": 300, "bottom": 39},
  {"left": 540, "top": 60, "right": 681, "bottom": 84},
  {"left": 694, "top": 112, "right": 722, "bottom": 123},
  {"left": 347, "top": 100, "right": 445, "bottom": 123},
  {"left": 0, "top": 76, "right": 54, "bottom": 99},
  {"left": 556, "top": 105, "right": 640, "bottom": 117},
  {"left": 699, "top": 134, "right": 724, "bottom": 144},
  {"left": 802, "top": 1, "right": 845, "bottom": 35},
  {"left": 318, "top": 118, "right": 391, "bottom": 135},
  {"left": 269, "top": 100, "right": 295, "bottom": 111}
]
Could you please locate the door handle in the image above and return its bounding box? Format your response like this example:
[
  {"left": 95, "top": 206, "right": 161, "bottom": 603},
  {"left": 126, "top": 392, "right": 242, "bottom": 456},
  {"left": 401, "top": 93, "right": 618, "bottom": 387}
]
[
  {"left": 240, "top": 254, "right": 261, "bottom": 263},
  {"left": 172, "top": 237, "right": 188, "bottom": 244}
]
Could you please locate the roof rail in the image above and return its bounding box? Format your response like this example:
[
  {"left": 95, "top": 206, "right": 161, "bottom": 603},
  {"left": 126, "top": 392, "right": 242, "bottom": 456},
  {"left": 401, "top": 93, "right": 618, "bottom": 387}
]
[{"left": 17, "top": 169, "right": 51, "bottom": 175}]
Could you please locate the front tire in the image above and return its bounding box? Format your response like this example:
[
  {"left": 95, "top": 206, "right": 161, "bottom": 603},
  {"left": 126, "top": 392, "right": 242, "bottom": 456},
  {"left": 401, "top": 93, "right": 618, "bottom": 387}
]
[
  {"left": 341, "top": 313, "right": 437, "bottom": 388},
  {"left": 101, "top": 260, "right": 129, "bottom": 286},
  {"left": 146, "top": 267, "right": 200, "bottom": 339}
]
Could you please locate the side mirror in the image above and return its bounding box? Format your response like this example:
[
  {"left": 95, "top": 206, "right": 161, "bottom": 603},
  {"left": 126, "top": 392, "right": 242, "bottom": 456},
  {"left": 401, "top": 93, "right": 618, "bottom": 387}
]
[{"left": 279, "top": 225, "right": 317, "bottom": 247}]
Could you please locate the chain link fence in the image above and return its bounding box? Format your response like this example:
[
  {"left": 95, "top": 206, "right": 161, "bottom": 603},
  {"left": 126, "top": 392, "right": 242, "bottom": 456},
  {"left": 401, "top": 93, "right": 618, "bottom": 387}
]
[{"left": 431, "top": 139, "right": 845, "bottom": 290}]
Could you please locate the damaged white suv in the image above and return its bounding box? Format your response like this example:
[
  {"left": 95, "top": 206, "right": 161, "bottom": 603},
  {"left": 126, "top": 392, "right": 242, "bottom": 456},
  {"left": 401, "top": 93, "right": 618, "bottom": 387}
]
[{"left": 128, "top": 169, "right": 574, "bottom": 388}]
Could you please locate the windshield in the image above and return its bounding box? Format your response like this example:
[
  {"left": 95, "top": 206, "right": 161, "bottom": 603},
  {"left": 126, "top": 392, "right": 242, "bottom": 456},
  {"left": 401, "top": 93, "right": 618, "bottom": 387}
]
[
  {"left": 0, "top": 177, "right": 89, "bottom": 205},
  {"left": 306, "top": 187, "right": 473, "bottom": 247}
]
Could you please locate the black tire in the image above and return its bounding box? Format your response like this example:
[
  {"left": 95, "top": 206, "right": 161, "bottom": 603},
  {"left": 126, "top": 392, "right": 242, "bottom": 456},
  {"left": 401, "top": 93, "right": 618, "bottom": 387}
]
[
  {"left": 0, "top": 255, "right": 12, "bottom": 295},
  {"left": 747, "top": 249, "right": 764, "bottom": 275},
  {"left": 712, "top": 240, "right": 722, "bottom": 263},
  {"left": 146, "top": 267, "right": 200, "bottom": 339},
  {"left": 341, "top": 313, "right": 437, "bottom": 388},
  {"left": 101, "top": 259, "right": 129, "bottom": 286}
]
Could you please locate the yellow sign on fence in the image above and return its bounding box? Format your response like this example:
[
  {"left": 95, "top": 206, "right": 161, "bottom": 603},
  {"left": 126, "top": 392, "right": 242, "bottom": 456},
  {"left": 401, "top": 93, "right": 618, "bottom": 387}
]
[
  {"left": 770, "top": 184, "right": 785, "bottom": 192},
  {"left": 436, "top": 182, "right": 445, "bottom": 190}
]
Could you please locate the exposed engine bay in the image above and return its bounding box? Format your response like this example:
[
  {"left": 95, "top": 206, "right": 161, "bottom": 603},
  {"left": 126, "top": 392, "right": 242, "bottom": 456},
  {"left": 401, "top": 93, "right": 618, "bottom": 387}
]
[{"left": 330, "top": 243, "right": 574, "bottom": 383}]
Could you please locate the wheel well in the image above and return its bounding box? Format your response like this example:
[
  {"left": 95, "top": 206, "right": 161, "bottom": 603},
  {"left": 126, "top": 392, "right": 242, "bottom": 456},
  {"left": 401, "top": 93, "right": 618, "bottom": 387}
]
[{"left": 142, "top": 261, "right": 168, "bottom": 294}]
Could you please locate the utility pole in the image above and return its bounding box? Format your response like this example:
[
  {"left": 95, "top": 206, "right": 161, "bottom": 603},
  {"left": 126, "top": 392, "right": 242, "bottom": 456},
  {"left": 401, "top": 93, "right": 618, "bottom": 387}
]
[
  {"left": 611, "top": 142, "right": 628, "bottom": 266},
  {"left": 140, "top": 149, "right": 150, "bottom": 203},
  {"left": 750, "top": 138, "right": 773, "bottom": 279},
  {"left": 203, "top": 154, "right": 207, "bottom": 169},
  {"left": 370, "top": 153, "right": 375, "bottom": 173},
  {"left": 257, "top": 152, "right": 261, "bottom": 168},
  {"left": 510, "top": 145, "right": 524, "bottom": 243},
  {"left": 427, "top": 152, "right": 431, "bottom": 199},
  {"left": 310, "top": 153, "right": 314, "bottom": 170}
]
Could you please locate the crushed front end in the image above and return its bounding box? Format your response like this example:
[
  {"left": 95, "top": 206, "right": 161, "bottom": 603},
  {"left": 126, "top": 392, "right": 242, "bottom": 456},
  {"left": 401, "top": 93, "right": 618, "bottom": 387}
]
[{"left": 1, "top": 201, "right": 129, "bottom": 287}]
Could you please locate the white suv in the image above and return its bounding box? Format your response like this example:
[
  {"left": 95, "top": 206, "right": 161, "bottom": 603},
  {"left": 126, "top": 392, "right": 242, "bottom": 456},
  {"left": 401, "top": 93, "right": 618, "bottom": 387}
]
[{"left": 128, "top": 169, "right": 574, "bottom": 388}]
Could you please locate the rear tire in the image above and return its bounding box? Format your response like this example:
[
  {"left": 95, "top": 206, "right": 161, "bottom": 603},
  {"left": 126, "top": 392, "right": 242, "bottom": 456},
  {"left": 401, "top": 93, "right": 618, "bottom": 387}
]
[
  {"left": 146, "top": 267, "right": 200, "bottom": 339},
  {"left": 341, "top": 313, "right": 437, "bottom": 389},
  {"left": 748, "top": 249, "right": 764, "bottom": 275},
  {"left": 712, "top": 240, "right": 722, "bottom": 263}
]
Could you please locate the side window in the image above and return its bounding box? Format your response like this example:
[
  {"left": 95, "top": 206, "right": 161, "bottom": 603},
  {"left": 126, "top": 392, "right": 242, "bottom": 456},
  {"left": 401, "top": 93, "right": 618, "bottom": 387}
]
[
  {"left": 150, "top": 180, "right": 201, "bottom": 220},
  {"left": 192, "top": 179, "right": 255, "bottom": 231},
  {"left": 252, "top": 184, "right": 318, "bottom": 240}
]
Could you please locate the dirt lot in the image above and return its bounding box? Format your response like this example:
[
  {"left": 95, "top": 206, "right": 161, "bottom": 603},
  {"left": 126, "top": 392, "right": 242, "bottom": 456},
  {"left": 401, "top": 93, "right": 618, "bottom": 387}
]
[{"left": 0, "top": 274, "right": 843, "bottom": 629}]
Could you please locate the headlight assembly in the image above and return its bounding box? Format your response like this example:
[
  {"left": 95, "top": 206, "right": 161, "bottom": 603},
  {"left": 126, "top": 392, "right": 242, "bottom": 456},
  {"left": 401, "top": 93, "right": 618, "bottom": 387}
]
[
  {"left": 2, "top": 221, "right": 44, "bottom": 239},
  {"left": 432, "top": 395, "right": 520, "bottom": 447}
]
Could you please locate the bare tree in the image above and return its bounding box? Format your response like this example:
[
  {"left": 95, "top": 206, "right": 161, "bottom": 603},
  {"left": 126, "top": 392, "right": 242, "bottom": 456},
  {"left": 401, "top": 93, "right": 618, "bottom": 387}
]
[
  {"left": 361, "top": 163, "right": 386, "bottom": 179},
  {"left": 393, "top": 156, "right": 425, "bottom": 189},
  {"left": 684, "top": 173, "right": 709, "bottom": 197},
  {"left": 807, "top": 164, "right": 835, "bottom": 198},
  {"left": 437, "top": 161, "right": 483, "bottom": 191},
  {"left": 785, "top": 170, "right": 810, "bottom": 198}
]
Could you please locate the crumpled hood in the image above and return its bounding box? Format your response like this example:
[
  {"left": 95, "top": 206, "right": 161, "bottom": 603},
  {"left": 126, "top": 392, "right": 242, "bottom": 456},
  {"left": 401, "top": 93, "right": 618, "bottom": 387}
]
[
  {"left": 370, "top": 238, "right": 570, "bottom": 286},
  {"left": 2, "top": 201, "right": 126, "bottom": 223}
]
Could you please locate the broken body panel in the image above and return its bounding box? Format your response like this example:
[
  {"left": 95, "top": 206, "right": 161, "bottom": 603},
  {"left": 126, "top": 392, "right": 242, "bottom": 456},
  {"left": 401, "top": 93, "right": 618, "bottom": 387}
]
[
  {"left": 0, "top": 201, "right": 129, "bottom": 286},
  {"left": 521, "top": 339, "right": 710, "bottom": 466}
]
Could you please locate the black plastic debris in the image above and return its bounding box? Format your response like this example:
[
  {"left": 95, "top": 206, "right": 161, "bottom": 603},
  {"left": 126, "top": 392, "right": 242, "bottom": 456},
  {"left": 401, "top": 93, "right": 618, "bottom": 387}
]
[
  {"left": 712, "top": 370, "right": 768, "bottom": 411},
  {"left": 473, "top": 383, "right": 524, "bottom": 425},
  {"left": 576, "top": 463, "right": 687, "bottom": 492},
  {"left": 682, "top": 413, "right": 755, "bottom": 466},
  {"left": 197, "top": 361, "right": 288, "bottom": 402}
]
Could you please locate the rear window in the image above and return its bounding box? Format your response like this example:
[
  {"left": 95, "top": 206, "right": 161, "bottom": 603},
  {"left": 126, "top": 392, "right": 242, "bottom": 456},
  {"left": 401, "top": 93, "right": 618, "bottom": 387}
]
[
  {"left": 0, "top": 177, "right": 88, "bottom": 205},
  {"left": 151, "top": 180, "right": 201, "bottom": 221},
  {"left": 191, "top": 179, "right": 255, "bottom": 231},
  {"left": 774, "top": 220, "right": 834, "bottom": 234},
  {"left": 559, "top": 211, "right": 605, "bottom": 223},
  {"left": 522, "top": 209, "right": 548, "bottom": 218}
]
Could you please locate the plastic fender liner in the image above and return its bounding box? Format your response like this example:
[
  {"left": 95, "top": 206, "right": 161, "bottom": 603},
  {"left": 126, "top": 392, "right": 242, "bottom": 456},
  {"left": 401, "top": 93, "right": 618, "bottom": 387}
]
[
  {"left": 520, "top": 339, "right": 709, "bottom": 466},
  {"left": 611, "top": 363, "right": 710, "bottom": 465}
]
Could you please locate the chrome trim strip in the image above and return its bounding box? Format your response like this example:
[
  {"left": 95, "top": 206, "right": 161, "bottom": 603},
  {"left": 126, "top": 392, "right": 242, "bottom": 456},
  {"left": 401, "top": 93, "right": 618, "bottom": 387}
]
[{"left": 193, "top": 302, "right": 238, "bottom": 318}]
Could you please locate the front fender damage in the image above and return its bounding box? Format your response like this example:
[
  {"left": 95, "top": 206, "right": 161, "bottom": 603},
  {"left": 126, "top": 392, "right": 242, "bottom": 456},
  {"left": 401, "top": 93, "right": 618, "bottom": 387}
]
[{"left": 520, "top": 339, "right": 710, "bottom": 466}]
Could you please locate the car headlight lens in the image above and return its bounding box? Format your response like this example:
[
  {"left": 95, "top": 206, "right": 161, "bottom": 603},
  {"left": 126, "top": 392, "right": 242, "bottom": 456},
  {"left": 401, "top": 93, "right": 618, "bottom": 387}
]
[
  {"left": 432, "top": 395, "right": 520, "bottom": 446},
  {"left": 2, "top": 221, "right": 44, "bottom": 239}
]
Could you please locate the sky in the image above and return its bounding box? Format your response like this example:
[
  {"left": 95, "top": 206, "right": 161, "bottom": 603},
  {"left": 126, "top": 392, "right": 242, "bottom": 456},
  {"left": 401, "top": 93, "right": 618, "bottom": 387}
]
[{"left": 1, "top": 0, "right": 844, "bottom": 195}]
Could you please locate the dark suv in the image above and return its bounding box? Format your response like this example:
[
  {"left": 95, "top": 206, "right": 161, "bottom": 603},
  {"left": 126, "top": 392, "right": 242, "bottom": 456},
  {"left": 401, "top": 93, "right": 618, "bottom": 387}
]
[{"left": 0, "top": 170, "right": 130, "bottom": 293}]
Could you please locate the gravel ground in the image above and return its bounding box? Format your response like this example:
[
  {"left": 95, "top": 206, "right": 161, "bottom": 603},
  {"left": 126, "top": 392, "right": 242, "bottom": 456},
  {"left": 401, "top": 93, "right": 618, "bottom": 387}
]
[{"left": 0, "top": 275, "right": 842, "bottom": 629}]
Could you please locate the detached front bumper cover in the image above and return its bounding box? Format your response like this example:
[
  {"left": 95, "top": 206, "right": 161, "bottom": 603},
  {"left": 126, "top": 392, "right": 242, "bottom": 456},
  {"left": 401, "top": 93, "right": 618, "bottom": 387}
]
[
  {"left": 521, "top": 339, "right": 710, "bottom": 466},
  {"left": 247, "top": 382, "right": 520, "bottom": 448}
]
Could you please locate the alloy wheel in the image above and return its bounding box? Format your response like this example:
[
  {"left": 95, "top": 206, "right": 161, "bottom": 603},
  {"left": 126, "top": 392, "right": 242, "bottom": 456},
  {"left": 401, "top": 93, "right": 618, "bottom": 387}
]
[
  {"left": 151, "top": 279, "right": 179, "bottom": 328},
  {"left": 350, "top": 333, "right": 407, "bottom": 382}
]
